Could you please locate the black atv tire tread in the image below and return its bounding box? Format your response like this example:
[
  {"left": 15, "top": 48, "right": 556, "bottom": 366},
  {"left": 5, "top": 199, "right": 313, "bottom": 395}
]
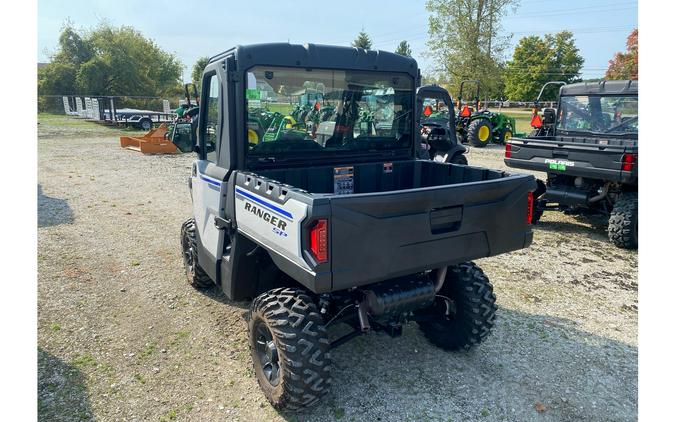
[
  {"left": 249, "top": 287, "right": 332, "bottom": 411},
  {"left": 608, "top": 192, "right": 638, "bottom": 249},
  {"left": 180, "top": 218, "right": 213, "bottom": 288},
  {"left": 417, "top": 262, "right": 497, "bottom": 351},
  {"left": 467, "top": 119, "right": 493, "bottom": 148}
]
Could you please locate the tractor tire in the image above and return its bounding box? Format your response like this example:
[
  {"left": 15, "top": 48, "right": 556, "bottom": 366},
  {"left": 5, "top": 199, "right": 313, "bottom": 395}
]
[
  {"left": 416, "top": 262, "right": 497, "bottom": 351},
  {"left": 449, "top": 153, "right": 468, "bottom": 165},
  {"left": 467, "top": 119, "right": 493, "bottom": 148},
  {"left": 501, "top": 129, "right": 513, "bottom": 144},
  {"left": 180, "top": 218, "right": 214, "bottom": 288},
  {"left": 608, "top": 192, "right": 638, "bottom": 249},
  {"left": 248, "top": 287, "right": 332, "bottom": 411}
]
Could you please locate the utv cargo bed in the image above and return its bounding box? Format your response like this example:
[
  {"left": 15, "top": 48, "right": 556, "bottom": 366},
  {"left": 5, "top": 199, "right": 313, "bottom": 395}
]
[
  {"left": 505, "top": 135, "right": 638, "bottom": 184},
  {"left": 233, "top": 160, "right": 536, "bottom": 293}
]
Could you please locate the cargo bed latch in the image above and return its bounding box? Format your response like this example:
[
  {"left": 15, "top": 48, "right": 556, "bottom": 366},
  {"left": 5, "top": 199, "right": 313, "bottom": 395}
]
[{"left": 214, "top": 216, "right": 232, "bottom": 231}]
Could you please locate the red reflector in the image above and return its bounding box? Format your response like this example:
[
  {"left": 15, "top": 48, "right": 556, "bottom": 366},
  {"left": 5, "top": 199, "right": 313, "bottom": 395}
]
[
  {"left": 460, "top": 105, "right": 471, "bottom": 117},
  {"left": 621, "top": 153, "right": 637, "bottom": 171},
  {"left": 309, "top": 219, "right": 328, "bottom": 263},
  {"left": 423, "top": 105, "right": 432, "bottom": 117},
  {"left": 505, "top": 143, "right": 512, "bottom": 158},
  {"left": 530, "top": 114, "right": 543, "bottom": 128},
  {"left": 526, "top": 192, "right": 534, "bottom": 224}
]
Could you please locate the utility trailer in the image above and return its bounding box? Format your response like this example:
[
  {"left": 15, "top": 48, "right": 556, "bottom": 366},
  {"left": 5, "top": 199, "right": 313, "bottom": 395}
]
[{"left": 175, "top": 43, "right": 536, "bottom": 410}]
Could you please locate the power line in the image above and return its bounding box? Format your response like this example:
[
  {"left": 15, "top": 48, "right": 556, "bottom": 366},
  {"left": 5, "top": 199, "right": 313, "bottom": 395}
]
[
  {"left": 362, "top": 1, "right": 636, "bottom": 46},
  {"left": 372, "top": 25, "right": 634, "bottom": 49}
]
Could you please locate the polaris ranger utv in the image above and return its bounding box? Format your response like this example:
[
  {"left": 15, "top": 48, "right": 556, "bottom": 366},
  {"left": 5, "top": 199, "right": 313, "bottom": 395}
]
[
  {"left": 178, "top": 43, "right": 536, "bottom": 410},
  {"left": 505, "top": 80, "right": 638, "bottom": 249}
]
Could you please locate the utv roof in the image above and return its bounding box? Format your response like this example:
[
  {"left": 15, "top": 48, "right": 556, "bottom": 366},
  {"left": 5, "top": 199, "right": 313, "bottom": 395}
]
[
  {"left": 560, "top": 80, "right": 638, "bottom": 96},
  {"left": 209, "top": 43, "right": 419, "bottom": 77}
]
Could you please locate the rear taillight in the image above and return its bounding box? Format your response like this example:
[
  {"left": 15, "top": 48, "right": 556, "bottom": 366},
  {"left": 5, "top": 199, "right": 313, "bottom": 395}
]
[
  {"left": 530, "top": 114, "right": 543, "bottom": 128},
  {"left": 622, "top": 153, "right": 637, "bottom": 171},
  {"left": 526, "top": 192, "right": 534, "bottom": 224},
  {"left": 505, "top": 143, "right": 512, "bottom": 158},
  {"left": 309, "top": 219, "right": 328, "bottom": 263}
]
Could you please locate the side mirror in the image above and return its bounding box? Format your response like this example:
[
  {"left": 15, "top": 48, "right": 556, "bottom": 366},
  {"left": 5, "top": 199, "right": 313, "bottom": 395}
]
[{"left": 171, "top": 122, "right": 197, "bottom": 153}]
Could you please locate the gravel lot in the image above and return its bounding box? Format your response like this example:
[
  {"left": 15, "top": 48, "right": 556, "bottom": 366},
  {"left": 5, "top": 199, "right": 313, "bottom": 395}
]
[{"left": 38, "top": 116, "right": 637, "bottom": 422}]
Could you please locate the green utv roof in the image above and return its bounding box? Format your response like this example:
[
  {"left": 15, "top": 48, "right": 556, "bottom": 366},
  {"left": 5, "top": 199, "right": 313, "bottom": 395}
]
[
  {"left": 209, "top": 43, "right": 419, "bottom": 77},
  {"left": 561, "top": 80, "right": 638, "bottom": 96}
]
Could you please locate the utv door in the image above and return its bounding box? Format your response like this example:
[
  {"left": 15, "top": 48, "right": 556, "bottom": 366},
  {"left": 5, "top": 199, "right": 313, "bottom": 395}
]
[{"left": 191, "top": 71, "right": 229, "bottom": 282}]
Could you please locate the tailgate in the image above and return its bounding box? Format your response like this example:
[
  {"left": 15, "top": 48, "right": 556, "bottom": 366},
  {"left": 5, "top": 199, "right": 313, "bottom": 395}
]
[
  {"left": 328, "top": 174, "right": 536, "bottom": 290},
  {"left": 505, "top": 137, "right": 637, "bottom": 183}
]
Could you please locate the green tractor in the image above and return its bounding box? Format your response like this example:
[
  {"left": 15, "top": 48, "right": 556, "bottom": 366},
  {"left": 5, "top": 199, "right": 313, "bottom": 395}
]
[{"left": 455, "top": 80, "right": 518, "bottom": 148}]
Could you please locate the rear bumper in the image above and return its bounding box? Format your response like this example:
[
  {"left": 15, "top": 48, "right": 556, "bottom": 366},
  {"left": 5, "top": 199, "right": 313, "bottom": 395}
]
[{"left": 505, "top": 157, "right": 637, "bottom": 185}]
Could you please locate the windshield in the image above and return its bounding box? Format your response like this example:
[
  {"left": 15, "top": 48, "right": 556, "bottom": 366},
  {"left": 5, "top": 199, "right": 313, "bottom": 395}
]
[
  {"left": 557, "top": 95, "right": 638, "bottom": 136},
  {"left": 245, "top": 66, "right": 413, "bottom": 163},
  {"left": 420, "top": 96, "right": 451, "bottom": 127}
]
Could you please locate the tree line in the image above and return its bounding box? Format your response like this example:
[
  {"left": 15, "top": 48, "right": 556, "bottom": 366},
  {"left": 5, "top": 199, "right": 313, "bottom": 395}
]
[{"left": 39, "top": 8, "right": 637, "bottom": 105}]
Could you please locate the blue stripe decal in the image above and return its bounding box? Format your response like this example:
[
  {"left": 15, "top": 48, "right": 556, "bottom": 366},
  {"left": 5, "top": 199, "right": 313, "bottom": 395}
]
[
  {"left": 199, "top": 174, "right": 221, "bottom": 188},
  {"left": 235, "top": 188, "right": 293, "bottom": 220}
]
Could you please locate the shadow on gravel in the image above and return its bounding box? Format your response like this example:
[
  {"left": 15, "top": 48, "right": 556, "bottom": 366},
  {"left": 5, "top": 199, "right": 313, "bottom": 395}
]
[
  {"left": 281, "top": 308, "right": 637, "bottom": 422},
  {"left": 38, "top": 185, "right": 74, "bottom": 228},
  {"left": 536, "top": 217, "right": 607, "bottom": 238},
  {"left": 195, "top": 285, "right": 250, "bottom": 311},
  {"left": 38, "top": 348, "right": 94, "bottom": 421}
]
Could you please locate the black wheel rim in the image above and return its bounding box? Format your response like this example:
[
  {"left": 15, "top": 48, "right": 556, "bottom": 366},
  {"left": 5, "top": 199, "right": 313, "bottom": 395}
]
[
  {"left": 253, "top": 321, "right": 281, "bottom": 386},
  {"left": 181, "top": 232, "right": 195, "bottom": 283}
]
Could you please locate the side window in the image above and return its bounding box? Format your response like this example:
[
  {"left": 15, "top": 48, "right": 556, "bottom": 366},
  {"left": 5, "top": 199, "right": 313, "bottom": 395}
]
[{"left": 204, "top": 75, "right": 220, "bottom": 162}]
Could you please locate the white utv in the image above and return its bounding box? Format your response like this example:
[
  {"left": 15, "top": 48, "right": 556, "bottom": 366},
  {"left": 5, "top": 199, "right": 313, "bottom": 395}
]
[{"left": 177, "top": 43, "right": 536, "bottom": 410}]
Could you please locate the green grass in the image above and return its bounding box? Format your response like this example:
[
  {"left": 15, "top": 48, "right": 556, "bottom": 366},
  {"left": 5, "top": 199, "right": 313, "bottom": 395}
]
[
  {"left": 38, "top": 112, "right": 146, "bottom": 138},
  {"left": 489, "top": 109, "right": 533, "bottom": 135},
  {"left": 333, "top": 407, "right": 346, "bottom": 419},
  {"left": 263, "top": 103, "right": 293, "bottom": 115},
  {"left": 159, "top": 409, "right": 178, "bottom": 421}
]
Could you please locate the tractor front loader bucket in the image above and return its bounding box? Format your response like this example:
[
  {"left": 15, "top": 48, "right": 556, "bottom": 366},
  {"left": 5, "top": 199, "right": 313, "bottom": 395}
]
[{"left": 120, "top": 124, "right": 178, "bottom": 154}]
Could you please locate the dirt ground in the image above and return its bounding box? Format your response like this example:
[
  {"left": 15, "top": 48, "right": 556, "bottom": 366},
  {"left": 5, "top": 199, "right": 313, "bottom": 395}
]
[{"left": 37, "top": 115, "right": 637, "bottom": 422}]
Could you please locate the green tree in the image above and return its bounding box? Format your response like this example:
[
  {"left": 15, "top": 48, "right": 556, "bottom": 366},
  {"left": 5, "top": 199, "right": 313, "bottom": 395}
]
[
  {"left": 395, "top": 40, "right": 412, "bottom": 57},
  {"left": 606, "top": 29, "right": 638, "bottom": 80},
  {"left": 38, "top": 62, "right": 78, "bottom": 95},
  {"left": 53, "top": 24, "right": 93, "bottom": 65},
  {"left": 38, "top": 22, "right": 182, "bottom": 98},
  {"left": 426, "top": 0, "right": 519, "bottom": 97},
  {"left": 352, "top": 29, "right": 373, "bottom": 50},
  {"left": 503, "top": 31, "right": 584, "bottom": 101},
  {"left": 191, "top": 56, "right": 210, "bottom": 90}
]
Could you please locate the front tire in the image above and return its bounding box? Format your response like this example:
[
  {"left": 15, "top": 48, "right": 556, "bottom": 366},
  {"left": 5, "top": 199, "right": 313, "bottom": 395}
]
[
  {"left": 248, "top": 287, "right": 332, "bottom": 411},
  {"left": 608, "top": 192, "right": 638, "bottom": 249},
  {"left": 416, "top": 262, "right": 497, "bottom": 351},
  {"left": 180, "top": 218, "right": 213, "bottom": 288}
]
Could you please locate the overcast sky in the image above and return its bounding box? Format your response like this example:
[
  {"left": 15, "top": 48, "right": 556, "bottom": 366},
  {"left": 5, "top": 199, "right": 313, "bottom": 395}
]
[{"left": 38, "top": 0, "right": 637, "bottom": 80}]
